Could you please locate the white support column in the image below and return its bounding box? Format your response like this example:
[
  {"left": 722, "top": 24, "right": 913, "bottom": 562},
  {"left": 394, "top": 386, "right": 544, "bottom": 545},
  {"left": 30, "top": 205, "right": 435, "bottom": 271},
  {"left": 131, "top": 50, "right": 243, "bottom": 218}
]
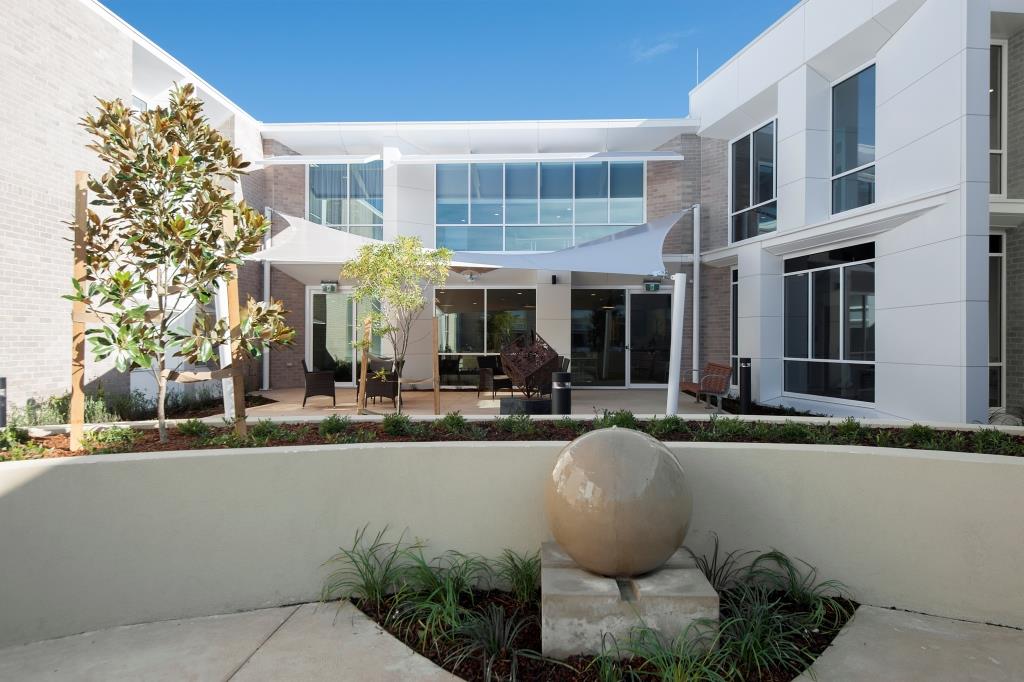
[
  {"left": 666, "top": 273, "right": 688, "bottom": 416},
  {"left": 261, "top": 207, "right": 272, "bottom": 391},
  {"left": 691, "top": 204, "right": 701, "bottom": 382},
  {"left": 214, "top": 282, "right": 236, "bottom": 420}
]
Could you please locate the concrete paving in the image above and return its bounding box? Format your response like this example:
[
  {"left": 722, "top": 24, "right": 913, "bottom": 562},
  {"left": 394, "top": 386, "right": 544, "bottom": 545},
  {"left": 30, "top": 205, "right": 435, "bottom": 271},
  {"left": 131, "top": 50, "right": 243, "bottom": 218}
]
[
  {"left": 248, "top": 386, "right": 715, "bottom": 418},
  {"left": 0, "top": 602, "right": 455, "bottom": 682},
  {"left": 796, "top": 605, "right": 1024, "bottom": 682}
]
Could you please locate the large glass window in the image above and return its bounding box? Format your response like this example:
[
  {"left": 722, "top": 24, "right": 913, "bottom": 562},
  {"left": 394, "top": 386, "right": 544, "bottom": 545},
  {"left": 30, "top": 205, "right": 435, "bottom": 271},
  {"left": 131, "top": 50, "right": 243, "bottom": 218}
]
[
  {"left": 784, "top": 243, "right": 875, "bottom": 402},
  {"left": 990, "top": 234, "right": 1004, "bottom": 407},
  {"left": 730, "top": 121, "right": 777, "bottom": 242},
  {"left": 437, "top": 161, "right": 646, "bottom": 251},
  {"left": 435, "top": 288, "right": 537, "bottom": 386},
  {"left": 307, "top": 162, "right": 383, "bottom": 239},
  {"left": 832, "top": 66, "right": 876, "bottom": 214},
  {"left": 991, "top": 43, "right": 1006, "bottom": 195}
]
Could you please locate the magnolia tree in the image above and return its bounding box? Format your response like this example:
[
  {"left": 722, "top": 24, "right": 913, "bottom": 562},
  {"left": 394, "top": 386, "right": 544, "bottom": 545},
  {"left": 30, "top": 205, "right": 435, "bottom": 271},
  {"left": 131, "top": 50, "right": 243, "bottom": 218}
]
[
  {"left": 341, "top": 236, "right": 451, "bottom": 412},
  {"left": 68, "top": 84, "right": 294, "bottom": 441}
]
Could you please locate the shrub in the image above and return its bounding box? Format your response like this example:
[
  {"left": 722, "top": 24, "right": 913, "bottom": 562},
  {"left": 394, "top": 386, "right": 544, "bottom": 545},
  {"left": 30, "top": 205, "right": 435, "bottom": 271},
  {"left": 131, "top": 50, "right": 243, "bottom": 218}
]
[
  {"left": 446, "top": 605, "right": 535, "bottom": 681},
  {"left": 493, "top": 549, "right": 540, "bottom": 604},
  {"left": 436, "top": 411, "right": 471, "bottom": 436},
  {"left": 833, "top": 417, "right": 866, "bottom": 445},
  {"left": 202, "top": 431, "right": 252, "bottom": 449},
  {"left": 699, "top": 416, "right": 749, "bottom": 441},
  {"left": 248, "top": 419, "right": 296, "bottom": 444},
  {"left": 718, "top": 582, "right": 817, "bottom": 679},
  {"left": 81, "top": 425, "right": 138, "bottom": 454},
  {"left": 327, "top": 429, "right": 377, "bottom": 445},
  {"left": 177, "top": 418, "right": 211, "bottom": 439},
  {"left": 593, "top": 409, "right": 640, "bottom": 430},
  {"left": 552, "top": 416, "right": 588, "bottom": 437},
  {"left": 382, "top": 413, "right": 416, "bottom": 437},
  {"left": 323, "top": 525, "right": 417, "bottom": 612},
  {"left": 0, "top": 425, "right": 28, "bottom": 450},
  {"left": 771, "top": 420, "right": 815, "bottom": 444},
  {"left": 645, "top": 415, "right": 688, "bottom": 440},
  {"left": 686, "top": 533, "right": 755, "bottom": 592},
  {"left": 747, "top": 550, "right": 851, "bottom": 629},
  {"left": 899, "top": 423, "right": 936, "bottom": 448},
  {"left": 971, "top": 428, "right": 1021, "bottom": 456},
  {"left": 319, "top": 415, "right": 352, "bottom": 438},
  {"left": 493, "top": 414, "right": 535, "bottom": 437}
]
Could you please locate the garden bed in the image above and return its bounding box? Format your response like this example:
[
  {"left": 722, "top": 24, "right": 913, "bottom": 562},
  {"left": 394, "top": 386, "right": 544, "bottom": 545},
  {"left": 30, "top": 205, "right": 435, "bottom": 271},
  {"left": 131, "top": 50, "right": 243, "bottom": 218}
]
[
  {"left": 3, "top": 411, "right": 1023, "bottom": 461},
  {"left": 328, "top": 529, "right": 856, "bottom": 682}
]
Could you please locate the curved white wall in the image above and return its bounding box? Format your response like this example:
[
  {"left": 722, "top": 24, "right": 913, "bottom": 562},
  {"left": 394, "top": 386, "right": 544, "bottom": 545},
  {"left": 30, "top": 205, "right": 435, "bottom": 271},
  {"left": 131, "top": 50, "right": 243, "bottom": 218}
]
[{"left": 0, "top": 441, "right": 1022, "bottom": 648}]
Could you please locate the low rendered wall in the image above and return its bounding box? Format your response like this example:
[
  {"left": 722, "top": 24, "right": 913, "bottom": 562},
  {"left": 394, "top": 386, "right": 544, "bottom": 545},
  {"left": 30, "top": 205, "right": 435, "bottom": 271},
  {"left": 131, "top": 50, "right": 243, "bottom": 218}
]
[{"left": 0, "top": 442, "right": 1022, "bottom": 647}]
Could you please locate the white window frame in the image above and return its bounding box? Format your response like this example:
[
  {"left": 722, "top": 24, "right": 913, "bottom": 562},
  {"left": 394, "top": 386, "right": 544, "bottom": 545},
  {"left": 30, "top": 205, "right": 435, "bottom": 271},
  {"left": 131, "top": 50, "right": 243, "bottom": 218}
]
[
  {"left": 305, "top": 163, "right": 384, "bottom": 240},
  {"left": 727, "top": 118, "right": 778, "bottom": 245},
  {"left": 989, "top": 231, "right": 1006, "bottom": 408},
  {"left": 434, "top": 161, "right": 647, "bottom": 253},
  {"left": 830, "top": 62, "right": 877, "bottom": 216},
  {"left": 781, "top": 252, "right": 876, "bottom": 407},
  {"left": 991, "top": 40, "right": 1009, "bottom": 198}
]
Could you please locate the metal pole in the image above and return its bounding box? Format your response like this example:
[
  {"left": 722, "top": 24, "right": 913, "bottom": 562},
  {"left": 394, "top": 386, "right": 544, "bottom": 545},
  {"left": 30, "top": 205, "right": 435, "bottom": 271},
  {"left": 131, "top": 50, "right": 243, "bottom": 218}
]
[
  {"left": 691, "top": 204, "right": 701, "bottom": 382},
  {"left": 666, "top": 273, "right": 688, "bottom": 416},
  {"left": 740, "top": 357, "right": 752, "bottom": 415},
  {"left": 0, "top": 377, "right": 7, "bottom": 429}
]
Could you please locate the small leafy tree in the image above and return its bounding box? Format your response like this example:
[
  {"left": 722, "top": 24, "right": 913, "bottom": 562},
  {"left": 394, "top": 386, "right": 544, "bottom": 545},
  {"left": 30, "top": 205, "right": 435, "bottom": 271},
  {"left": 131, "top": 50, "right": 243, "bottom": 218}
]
[
  {"left": 68, "top": 84, "right": 294, "bottom": 441},
  {"left": 341, "top": 236, "right": 451, "bottom": 411}
]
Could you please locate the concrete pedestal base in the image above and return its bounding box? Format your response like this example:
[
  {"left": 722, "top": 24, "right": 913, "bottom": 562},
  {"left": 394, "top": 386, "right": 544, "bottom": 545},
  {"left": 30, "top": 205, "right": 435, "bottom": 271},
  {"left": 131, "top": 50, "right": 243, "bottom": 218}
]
[{"left": 540, "top": 542, "right": 719, "bottom": 659}]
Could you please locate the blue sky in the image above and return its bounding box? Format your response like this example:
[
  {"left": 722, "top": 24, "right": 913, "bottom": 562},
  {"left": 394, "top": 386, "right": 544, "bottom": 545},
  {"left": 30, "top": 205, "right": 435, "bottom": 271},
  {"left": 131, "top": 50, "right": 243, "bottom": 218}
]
[{"left": 101, "top": 0, "right": 795, "bottom": 123}]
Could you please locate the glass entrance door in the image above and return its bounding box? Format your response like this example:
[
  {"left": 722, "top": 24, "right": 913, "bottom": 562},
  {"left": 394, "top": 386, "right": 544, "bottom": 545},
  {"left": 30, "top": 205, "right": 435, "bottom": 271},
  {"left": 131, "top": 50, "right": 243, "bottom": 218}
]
[
  {"left": 309, "top": 289, "right": 381, "bottom": 385},
  {"left": 628, "top": 292, "right": 673, "bottom": 386},
  {"left": 571, "top": 289, "right": 627, "bottom": 387}
]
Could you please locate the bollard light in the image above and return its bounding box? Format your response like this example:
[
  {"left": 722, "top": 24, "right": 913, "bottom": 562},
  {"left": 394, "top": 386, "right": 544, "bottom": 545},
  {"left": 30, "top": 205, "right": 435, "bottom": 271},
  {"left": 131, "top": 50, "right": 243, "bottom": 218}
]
[{"left": 0, "top": 377, "right": 6, "bottom": 428}]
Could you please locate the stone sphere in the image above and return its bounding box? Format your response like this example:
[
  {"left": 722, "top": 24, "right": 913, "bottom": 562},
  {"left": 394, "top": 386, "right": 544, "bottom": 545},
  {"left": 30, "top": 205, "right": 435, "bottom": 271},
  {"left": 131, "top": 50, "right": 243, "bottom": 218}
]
[{"left": 545, "top": 427, "right": 692, "bottom": 577}]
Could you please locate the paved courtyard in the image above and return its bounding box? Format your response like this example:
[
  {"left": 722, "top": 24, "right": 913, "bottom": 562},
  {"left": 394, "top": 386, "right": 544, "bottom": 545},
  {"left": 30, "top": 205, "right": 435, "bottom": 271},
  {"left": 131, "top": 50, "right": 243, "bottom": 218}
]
[{"left": 247, "top": 386, "right": 716, "bottom": 418}]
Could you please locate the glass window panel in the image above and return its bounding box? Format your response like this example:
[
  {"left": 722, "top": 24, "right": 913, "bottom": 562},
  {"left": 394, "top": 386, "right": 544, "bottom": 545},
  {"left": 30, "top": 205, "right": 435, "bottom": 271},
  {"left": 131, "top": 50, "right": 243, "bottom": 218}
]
[
  {"left": 629, "top": 293, "right": 673, "bottom": 384},
  {"left": 832, "top": 167, "right": 875, "bottom": 214},
  {"left": 991, "top": 234, "right": 1004, "bottom": 254},
  {"left": 731, "top": 202, "right": 777, "bottom": 242},
  {"left": 311, "top": 292, "right": 356, "bottom": 382},
  {"left": 505, "top": 163, "right": 538, "bottom": 224},
  {"left": 570, "top": 289, "right": 626, "bottom": 387},
  {"left": 990, "top": 366, "right": 1002, "bottom": 408},
  {"left": 785, "top": 273, "right": 809, "bottom": 358},
  {"left": 487, "top": 289, "right": 536, "bottom": 352},
  {"left": 991, "top": 45, "right": 1003, "bottom": 150},
  {"left": 540, "top": 162, "right": 573, "bottom": 223},
  {"left": 308, "top": 164, "right": 348, "bottom": 226},
  {"left": 990, "top": 255, "right": 1002, "bottom": 363},
  {"left": 991, "top": 153, "right": 1003, "bottom": 195},
  {"left": 350, "top": 161, "right": 383, "bottom": 226},
  {"left": 470, "top": 163, "right": 503, "bottom": 224},
  {"left": 504, "top": 225, "right": 573, "bottom": 251},
  {"left": 436, "top": 164, "right": 468, "bottom": 224},
  {"left": 844, "top": 263, "right": 875, "bottom": 361},
  {"left": 753, "top": 121, "right": 775, "bottom": 205},
  {"left": 812, "top": 268, "right": 840, "bottom": 359},
  {"left": 349, "top": 225, "right": 383, "bottom": 240},
  {"left": 785, "top": 360, "right": 874, "bottom": 402},
  {"left": 731, "top": 135, "right": 751, "bottom": 212},
  {"left": 609, "top": 162, "right": 644, "bottom": 224},
  {"left": 574, "top": 162, "right": 609, "bottom": 223},
  {"left": 574, "top": 225, "right": 632, "bottom": 244},
  {"left": 832, "top": 65, "right": 876, "bottom": 175},
  {"left": 435, "top": 289, "right": 486, "bottom": 354},
  {"left": 436, "top": 226, "right": 502, "bottom": 251},
  {"left": 785, "top": 243, "right": 875, "bottom": 273}
]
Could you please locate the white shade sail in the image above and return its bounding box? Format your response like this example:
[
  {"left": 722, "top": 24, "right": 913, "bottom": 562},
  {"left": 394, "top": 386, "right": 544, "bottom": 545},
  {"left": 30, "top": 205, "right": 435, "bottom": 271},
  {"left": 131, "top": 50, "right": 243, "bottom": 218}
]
[{"left": 247, "top": 211, "right": 683, "bottom": 278}]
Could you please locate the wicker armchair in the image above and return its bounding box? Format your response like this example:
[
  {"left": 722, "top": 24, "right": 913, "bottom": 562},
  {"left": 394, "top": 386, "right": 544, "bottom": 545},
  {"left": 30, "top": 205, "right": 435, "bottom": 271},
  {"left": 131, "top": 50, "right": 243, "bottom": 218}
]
[
  {"left": 357, "top": 355, "right": 399, "bottom": 407},
  {"left": 301, "top": 360, "right": 336, "bottom": 407},
  {"left": 477, "top": 355, "right": 513, "bottom": 398}
]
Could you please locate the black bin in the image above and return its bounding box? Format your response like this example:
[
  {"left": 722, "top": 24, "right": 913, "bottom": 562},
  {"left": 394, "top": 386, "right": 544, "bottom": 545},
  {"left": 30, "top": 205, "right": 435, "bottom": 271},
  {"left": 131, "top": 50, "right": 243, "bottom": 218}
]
[{"left": 551, "top": 371, "right": 571, "bottom": 415}]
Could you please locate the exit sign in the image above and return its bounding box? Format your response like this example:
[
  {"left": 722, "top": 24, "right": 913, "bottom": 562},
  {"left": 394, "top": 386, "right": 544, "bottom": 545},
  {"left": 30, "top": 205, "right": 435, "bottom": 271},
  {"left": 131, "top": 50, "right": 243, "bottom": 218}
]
[{"left": 644, "top": 282, "right": 661, "bottom": 292}]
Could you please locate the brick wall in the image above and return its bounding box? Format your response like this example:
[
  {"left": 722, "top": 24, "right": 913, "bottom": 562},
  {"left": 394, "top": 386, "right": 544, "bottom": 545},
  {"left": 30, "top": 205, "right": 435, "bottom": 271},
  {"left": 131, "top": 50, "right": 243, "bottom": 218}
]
[
  {"left": 1007, "top": 31, "right": 1024, "bottom": 199},
  {"left": 0, "top": 0, "right": 132, "bottom": 408},
  {"left": 650, "top": 133, "right": 701, "bottom": 255},
  {"left": 700, "top": 138, "right": 729, "bottom": 251},
  {"left": 700, "top": 266, "right": 732, "bottom": 369}
]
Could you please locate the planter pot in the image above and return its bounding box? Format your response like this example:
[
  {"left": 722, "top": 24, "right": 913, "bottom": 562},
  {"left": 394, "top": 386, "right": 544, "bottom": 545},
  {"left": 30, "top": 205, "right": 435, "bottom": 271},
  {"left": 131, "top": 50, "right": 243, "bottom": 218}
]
[{"left": 500, "top": 397, "right": 551, "bottom": 415}]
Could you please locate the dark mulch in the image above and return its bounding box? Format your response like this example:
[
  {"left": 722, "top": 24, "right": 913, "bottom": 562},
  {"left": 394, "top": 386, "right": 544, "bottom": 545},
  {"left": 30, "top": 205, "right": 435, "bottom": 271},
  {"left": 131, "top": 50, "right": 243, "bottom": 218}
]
[{"left": 352, "top": 588, "right": 855, "bottom": 681}]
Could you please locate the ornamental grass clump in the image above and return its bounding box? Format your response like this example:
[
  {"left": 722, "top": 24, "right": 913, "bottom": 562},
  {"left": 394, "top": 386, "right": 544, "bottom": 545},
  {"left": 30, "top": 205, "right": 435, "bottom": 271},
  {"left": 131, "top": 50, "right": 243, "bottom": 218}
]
[
  {"left": 593, "top": 409, "right": 640, "bottom": 430},
  {"left": 70, "top": 84, "right": 294, "bottom": 442},
  {"left": 493, "top": 549, "right": 540, "bottom": 604}
]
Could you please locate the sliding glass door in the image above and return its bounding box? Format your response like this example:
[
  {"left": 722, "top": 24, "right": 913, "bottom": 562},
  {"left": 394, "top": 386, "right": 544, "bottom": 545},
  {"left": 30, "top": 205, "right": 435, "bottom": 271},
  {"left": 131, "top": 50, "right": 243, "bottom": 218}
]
[
  {"left": 308, "top": 288, "right": 380, "bottom": 385},
  {"left": 571, "top": 288, "right": 673, "bottom": 388}
]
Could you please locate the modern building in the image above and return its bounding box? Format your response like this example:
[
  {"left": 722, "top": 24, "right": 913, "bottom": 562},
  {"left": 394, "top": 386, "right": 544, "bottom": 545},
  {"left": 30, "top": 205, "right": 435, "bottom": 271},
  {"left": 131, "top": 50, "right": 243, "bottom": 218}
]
[{"left": 1, "top": 0, "right": 1021, "bottom": 423}]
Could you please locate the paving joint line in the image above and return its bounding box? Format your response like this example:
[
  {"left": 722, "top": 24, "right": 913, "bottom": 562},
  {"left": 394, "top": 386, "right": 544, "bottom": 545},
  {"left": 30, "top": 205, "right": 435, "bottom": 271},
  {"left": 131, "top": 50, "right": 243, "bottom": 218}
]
[{"left": 224, "top": 604, "right": 301, "bottom": 681}]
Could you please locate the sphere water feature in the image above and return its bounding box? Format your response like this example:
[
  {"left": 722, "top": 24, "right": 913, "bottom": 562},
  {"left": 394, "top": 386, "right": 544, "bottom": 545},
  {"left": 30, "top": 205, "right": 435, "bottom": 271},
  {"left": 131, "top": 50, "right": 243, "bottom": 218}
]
[{"left": 545, "top": 427, "right": 692, "bottom": 577}]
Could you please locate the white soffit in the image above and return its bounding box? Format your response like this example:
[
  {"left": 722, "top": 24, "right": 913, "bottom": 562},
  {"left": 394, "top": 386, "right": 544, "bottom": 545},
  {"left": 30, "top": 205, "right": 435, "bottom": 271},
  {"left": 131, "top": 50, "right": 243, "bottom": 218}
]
[{"left": 396, "top": 151, "right": 684, "bottom": 164}]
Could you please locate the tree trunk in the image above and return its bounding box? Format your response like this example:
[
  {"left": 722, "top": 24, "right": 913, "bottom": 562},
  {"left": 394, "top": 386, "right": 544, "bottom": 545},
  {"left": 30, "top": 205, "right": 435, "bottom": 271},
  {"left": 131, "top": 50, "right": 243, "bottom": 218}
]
[{"left": 155, "top": 370, "right": 168, "bottom": 443}]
